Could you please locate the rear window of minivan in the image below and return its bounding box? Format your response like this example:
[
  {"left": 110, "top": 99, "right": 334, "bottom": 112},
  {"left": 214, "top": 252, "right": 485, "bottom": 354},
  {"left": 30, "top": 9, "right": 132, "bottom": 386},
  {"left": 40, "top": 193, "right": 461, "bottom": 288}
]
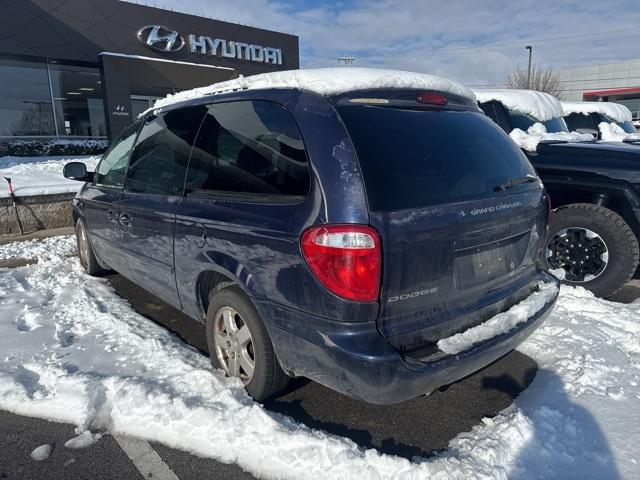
[{"left": 336, "top": 105, "right": 536, "bottom": 212}]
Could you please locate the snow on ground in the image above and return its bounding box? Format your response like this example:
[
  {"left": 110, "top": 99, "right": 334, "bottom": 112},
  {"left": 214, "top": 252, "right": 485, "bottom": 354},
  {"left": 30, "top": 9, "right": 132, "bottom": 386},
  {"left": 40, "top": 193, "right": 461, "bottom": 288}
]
[
  {"left": 510, "top": 123, "right": 594, "bottom": 152},
  {"left": 0, "top": 155, "right": 100, "bottom": 198},
  {"left": 561, "top": 101, "right": 633, "bottom": 123},
  {"left": 473, "top": 89, "right": 564, "bottom": 122},
  {"left": 149, "top": 67, "right": 475, "bottom": 113},
  {"left": 599, "top": 122, "right": 640, "bottom": 142},
  {"left": 0, "top": 237, "right": 639, "bottom": 479}
]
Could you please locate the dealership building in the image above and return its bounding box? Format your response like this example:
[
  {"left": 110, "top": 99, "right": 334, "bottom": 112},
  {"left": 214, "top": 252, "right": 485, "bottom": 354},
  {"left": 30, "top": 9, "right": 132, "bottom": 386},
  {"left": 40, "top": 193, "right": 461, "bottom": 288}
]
[
  {"left": 0, "top": 0, "right": 299, "bottom": 140},
  {"left": 557, "top": 58, "right": 640, "bottom": 120}
]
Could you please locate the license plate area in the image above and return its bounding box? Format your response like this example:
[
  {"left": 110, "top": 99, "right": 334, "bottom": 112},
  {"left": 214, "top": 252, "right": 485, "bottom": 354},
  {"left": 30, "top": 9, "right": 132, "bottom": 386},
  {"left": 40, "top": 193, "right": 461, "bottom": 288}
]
[{"left": 454, "top": 231, "right": 530, "bottom": 289}]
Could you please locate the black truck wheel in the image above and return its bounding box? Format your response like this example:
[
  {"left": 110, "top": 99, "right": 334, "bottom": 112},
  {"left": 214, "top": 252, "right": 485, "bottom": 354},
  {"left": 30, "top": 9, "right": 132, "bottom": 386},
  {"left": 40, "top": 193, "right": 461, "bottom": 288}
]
[{"left": 543, "top": 203, "right": 639, "bottom": 298}]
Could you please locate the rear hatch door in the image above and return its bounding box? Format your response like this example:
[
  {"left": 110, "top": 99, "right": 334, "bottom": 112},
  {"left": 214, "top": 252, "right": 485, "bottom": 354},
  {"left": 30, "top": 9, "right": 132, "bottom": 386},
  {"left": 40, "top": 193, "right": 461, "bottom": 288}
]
[{"left": 336, "top": 98, "right": 548, "bottom": 354}]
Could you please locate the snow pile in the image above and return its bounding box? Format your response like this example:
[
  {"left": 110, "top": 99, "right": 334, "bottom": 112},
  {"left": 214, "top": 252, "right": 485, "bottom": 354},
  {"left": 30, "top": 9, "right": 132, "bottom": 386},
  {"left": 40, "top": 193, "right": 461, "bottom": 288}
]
[
  {"left": 599, "top": 122, "right": 640, "bottom": 142},
  {"left": 0, "top": 236, "right": 639, "bottom": 478},
  {"left": 561, "top": 101, "right": 633, "bottom": 123},
  {"left": 64, "top": 430, "right": 103, "bottom": 449},
  {"left": 510, "top": 123, "right": 594, "bottom": 152},
  {"left": 0, "top": 155, "right": 100, "bottom": 198},
  {"left": 30, "top": 444, "right": 53, "bottom": 461},
  {"left": 474, "top": 89, "right": 563, "bottom": 121},
  {"left": 438, "top": 281, "right": 558, "bottom": 355},
  {"left": 150, "top": 68, "right": 475, "bottom": 113},
  {"left": 0, "top": 235, "right": 76, "bottom": 263}
]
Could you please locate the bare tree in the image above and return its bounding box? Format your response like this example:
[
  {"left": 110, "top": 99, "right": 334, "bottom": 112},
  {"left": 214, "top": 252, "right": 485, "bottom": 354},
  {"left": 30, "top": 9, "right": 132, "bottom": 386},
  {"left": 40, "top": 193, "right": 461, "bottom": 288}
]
[{"left": 505, "top": 64, "right": 565, "bottom": 100}]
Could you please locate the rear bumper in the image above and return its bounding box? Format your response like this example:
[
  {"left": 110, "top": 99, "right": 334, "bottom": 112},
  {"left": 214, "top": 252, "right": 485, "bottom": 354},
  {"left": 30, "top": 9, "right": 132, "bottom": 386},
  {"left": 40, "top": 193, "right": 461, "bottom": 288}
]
[{"left": 260, "top": 270, "right": 559, "bottom": 405}]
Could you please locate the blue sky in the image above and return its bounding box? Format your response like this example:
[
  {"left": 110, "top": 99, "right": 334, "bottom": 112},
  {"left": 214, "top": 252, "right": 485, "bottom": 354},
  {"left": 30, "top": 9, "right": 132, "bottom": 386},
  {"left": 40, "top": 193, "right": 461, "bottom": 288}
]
[{"left": 133, "top": 0, "right": 640, "bottom": 90}]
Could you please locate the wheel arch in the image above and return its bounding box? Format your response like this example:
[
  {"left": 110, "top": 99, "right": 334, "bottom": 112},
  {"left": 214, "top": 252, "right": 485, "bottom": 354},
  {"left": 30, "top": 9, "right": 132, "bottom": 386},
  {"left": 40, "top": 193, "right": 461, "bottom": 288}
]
[
  {"left": 545, "top": 182, "right": 640, "bottom": 241},
  {"left": 195, "top": 269, "right": 258, "bottom": 322}
]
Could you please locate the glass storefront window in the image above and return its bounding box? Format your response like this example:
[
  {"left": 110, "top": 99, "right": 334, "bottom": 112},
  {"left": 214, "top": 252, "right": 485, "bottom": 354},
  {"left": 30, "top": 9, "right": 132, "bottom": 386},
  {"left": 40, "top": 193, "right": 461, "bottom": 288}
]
[
  {"left": 0, "top": 57, "right": 56, "bottom": 136},
  {"left": 49, "top": 62, "right": 106, "bottom": 137}
]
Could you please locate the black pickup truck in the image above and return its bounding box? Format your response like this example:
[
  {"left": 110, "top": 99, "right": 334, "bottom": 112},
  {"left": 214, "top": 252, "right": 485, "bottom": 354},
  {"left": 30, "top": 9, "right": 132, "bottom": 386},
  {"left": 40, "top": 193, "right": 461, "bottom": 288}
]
[
  {"left": 476, "top": 89, "right": 640, "bottom": 298},
  {"left": 561, "top": 100, "right": 640, "bottom": 144}
]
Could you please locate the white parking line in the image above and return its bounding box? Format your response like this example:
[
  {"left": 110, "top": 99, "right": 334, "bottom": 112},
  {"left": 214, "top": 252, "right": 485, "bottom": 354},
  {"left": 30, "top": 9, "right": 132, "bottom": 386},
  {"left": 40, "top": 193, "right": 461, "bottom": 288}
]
[{"left": 114, "top": 434, "right": 180, "bottom": 480}]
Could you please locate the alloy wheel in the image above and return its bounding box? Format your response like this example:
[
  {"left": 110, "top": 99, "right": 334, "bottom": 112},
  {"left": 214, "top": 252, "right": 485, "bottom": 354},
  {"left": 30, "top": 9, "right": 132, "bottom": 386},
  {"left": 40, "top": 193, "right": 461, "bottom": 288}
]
[
  {"left": 212, "top": 306, "right": 255, "bottom": 383},
  {"left": 77, "top": 224, "right": 90, "bottom": 270},
  {"left": 546, "top": 227, "right": 609, "bottom": 282}
]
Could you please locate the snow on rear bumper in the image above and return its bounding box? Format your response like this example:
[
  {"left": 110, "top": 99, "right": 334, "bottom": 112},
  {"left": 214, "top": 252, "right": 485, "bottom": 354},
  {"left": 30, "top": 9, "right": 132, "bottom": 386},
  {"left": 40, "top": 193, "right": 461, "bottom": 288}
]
[
  {"left": 437, "top": 280, "right": 559, "bottom": 355},
  {"left": 264, "top": 271, "right": 560, "bottom": 405}
]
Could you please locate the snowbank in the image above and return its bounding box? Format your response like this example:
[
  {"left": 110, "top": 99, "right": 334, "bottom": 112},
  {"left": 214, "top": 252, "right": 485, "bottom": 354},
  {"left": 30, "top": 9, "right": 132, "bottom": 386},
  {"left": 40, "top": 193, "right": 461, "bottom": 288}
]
[
  {"left": 510, "top": 123, "right": 594, "bottom": 152},
  {"left": 0, "top": 237, "right": 638, "bottom": 479},
  {"left": 438, "top": 281, "right": 558, "bottom": 355},
  {"left": 599, "top": 122, "right": 640, "bottom": 142},
  {"left": 561, "top": 101, "right": 633, "bottom": 123},
  {"left": 0, "top": 155, "right": 100, "bottom": 198},
  {"left": 149, "top": 68, "right": 475, "bottom": 113},
  {"left": 474, "top": 89, "right": 563, "bottom": 121}
]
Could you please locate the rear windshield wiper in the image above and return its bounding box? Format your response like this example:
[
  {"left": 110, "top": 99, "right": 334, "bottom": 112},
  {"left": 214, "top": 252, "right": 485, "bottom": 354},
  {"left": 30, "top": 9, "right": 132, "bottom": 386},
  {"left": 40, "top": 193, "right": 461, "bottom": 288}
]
[{"left": 493, "top": 174, "right": 538, "bottom": 192}]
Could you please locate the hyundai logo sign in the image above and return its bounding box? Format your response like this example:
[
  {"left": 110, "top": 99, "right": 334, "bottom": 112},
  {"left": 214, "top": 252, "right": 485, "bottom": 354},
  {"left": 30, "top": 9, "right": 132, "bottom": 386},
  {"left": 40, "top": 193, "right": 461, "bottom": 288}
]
[
  {"left": 137, "top": 25, "right": 283, "bottom": 65},
  {"left": 137, "top": 25, "right": 185, "bottom": 52}
]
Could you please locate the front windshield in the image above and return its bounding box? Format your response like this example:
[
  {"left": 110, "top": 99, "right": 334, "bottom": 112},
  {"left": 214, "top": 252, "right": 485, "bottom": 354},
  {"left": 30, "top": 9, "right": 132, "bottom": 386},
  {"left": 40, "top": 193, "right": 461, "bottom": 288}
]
[
  {"left": 618, "top": 121, "right": 637, "bottom": 134},
  {"left": 600, "top": 114, "right": 638, "bottom": 134},
  {"left": 507, "top": 109, "right": 569, "bottom": 133}
]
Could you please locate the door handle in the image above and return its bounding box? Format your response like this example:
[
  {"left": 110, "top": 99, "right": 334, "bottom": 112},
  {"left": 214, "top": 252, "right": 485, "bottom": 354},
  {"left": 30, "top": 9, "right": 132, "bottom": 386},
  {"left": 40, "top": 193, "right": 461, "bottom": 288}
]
[{"left": 119, "top": 213, "right": 131, "bottom": 227}]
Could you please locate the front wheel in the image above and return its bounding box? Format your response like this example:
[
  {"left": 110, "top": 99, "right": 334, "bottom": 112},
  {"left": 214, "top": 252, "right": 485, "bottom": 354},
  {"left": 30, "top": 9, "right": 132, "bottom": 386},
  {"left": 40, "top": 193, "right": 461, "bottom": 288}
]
[
  {"left": 543, "top": 203, "right": 638, "bottom": 298},
  {"left": 75, "top": 219, "right": 105, "bottom": 276},
  {"left": 206, "top": 287, "right": 289, "bottom": 402}
]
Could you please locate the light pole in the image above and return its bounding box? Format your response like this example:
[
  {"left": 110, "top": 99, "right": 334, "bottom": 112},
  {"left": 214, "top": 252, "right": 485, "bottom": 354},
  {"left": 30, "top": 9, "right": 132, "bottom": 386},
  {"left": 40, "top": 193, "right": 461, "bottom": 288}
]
[
  {"left": 337, "top": 55, "right": 356, "bottom": 66},
  {"left": 525, "top": 45, "right": 533, "bottom": 89}
]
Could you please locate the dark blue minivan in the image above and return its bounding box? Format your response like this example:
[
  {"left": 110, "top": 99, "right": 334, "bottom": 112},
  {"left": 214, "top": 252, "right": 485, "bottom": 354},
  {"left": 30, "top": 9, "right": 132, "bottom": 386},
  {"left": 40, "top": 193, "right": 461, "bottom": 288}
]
[{"left": 63, "top": 69, "right": 559, "bottom": 404}]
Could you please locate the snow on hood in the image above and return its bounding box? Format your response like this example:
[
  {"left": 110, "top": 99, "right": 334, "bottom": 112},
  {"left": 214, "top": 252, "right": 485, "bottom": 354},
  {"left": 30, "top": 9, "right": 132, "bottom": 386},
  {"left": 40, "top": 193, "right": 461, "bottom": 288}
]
[
  {"left": 149, "top": 68, "right": 476, "bottom": 113},
  {"left": 561, "top": 101, "right": 633, "bottom": 123},
  {"left": 599, "top": 121, "right": 640, "bottom": 142},
  {"left": 510, "top": 122, "right": 594, "bottom": 152},
  {"left": 474, "top": 89, "right": 563, "bottom": 122}
]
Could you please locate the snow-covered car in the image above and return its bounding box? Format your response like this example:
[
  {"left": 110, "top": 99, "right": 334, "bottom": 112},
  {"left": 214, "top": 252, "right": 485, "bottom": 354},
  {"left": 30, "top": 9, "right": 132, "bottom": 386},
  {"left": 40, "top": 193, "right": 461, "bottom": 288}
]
[
  {"left": 476, "top": 89, "right": 640, "bottom": 298},
  {"left": 561, "top": 101, "right": 640, "bottom": 144},
  {"left": 62, "top": 68, "right": 559, "bottom": 404}
]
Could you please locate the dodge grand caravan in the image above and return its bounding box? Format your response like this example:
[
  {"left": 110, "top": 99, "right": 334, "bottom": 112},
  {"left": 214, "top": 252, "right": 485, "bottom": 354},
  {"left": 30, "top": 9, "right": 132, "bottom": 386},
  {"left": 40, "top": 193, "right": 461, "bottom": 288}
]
[{"left": 63, "top": 68, "right": 559, "bottom": 404}]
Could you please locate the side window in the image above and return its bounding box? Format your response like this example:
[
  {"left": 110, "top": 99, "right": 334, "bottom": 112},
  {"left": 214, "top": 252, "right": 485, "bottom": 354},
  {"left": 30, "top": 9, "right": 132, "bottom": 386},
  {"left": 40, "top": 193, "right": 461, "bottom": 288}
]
[
  {"left": 94, "top": 122, "right": 140, "bottom": 188},
  {"left": 125, "top": 106, "right": 207, "bottom": 195},
  {"left": 565, "top": 112, "right": 597, "bottom": 131},
  {"left": 187, "top": 100, "right": 310, "bottom": 197}
]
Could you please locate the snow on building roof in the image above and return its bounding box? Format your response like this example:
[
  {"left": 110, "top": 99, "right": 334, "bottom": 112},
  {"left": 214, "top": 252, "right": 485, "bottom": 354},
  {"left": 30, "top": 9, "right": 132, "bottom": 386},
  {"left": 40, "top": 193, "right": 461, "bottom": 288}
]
[
  {"left": 473, "top": 89, "right": 563, "bottom": 122},
  {"left": 151, "top": 68, "right": 476, "bottom": 112},
  {"left": 561, "top": 101, "right": 633, "bottom": 123}
]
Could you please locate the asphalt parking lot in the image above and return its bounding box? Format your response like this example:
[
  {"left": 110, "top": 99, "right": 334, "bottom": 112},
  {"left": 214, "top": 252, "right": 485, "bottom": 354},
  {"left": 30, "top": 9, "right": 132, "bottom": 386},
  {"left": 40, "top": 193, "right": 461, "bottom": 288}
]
[{"left": 2, "top": 271, "right": 639, "bottom": 479}]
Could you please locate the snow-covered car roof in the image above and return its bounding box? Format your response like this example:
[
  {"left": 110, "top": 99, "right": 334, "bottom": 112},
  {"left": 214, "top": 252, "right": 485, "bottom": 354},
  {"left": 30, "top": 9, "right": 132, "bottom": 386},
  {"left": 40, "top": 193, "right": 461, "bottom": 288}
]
[
  {"left": 561, "top": 101, "right": 633, "bottom": 123},
  {"left": 473, "top": 89, "right": 563, "bottom": 122},
  {"left": 150, "top": 68, "right": 476, "bottom": 112}
]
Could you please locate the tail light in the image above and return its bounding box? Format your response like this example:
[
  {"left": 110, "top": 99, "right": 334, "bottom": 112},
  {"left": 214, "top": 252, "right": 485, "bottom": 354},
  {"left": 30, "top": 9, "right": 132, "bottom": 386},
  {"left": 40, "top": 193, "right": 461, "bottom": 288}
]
[{"left": 301, "top": 224, "right": 381, "bottom": 302}]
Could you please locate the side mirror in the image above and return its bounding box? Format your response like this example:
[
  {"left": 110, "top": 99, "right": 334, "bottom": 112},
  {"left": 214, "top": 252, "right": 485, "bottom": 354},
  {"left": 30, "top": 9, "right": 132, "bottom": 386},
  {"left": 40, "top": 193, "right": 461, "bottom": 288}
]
[{"left": 63, "top": 161, "right": 93, "bottom": 182}]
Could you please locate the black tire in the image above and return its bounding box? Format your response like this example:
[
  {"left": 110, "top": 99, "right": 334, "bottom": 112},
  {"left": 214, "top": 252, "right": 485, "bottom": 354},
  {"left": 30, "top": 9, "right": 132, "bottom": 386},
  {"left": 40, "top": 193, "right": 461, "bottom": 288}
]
[
  {"left": 206, "top": 287, "right": 289, "bottom": 402},
  {"left": 543, "top": 203, "right": 639, "bottom": 298},
  {"left": 75, "top": 218, "right": 105, "bottom": 276}
]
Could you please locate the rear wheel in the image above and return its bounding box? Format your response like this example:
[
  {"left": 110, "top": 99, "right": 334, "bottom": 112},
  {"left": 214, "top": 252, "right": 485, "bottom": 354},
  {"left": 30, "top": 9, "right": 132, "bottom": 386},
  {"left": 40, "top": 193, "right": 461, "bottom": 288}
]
[
  {"left": 206, "top": 287, "right": 289, "bottom": 402},
  {"left": 543, "top": 203, "right": 638, "bottom": 298},
  {"left": 75, "top": 219, "right": 104, "bottom": 276}
]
